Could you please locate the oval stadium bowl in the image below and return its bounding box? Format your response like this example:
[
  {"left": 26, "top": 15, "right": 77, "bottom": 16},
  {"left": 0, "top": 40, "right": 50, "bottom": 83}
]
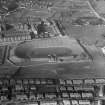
[{"left": 9, "top": 36, "right": 89, "bottom": 67}]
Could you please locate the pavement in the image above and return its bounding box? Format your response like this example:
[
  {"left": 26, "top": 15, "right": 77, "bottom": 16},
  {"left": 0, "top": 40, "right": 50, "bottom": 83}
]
[
  {"left": 83, "top": 44, "right": 105, "bottom": 72},
  {"left": 87, "top": 0, "right": 105, "bottom": 21},
  {"left": 88, "top": 0, "right": 105, "bottom": 18}
]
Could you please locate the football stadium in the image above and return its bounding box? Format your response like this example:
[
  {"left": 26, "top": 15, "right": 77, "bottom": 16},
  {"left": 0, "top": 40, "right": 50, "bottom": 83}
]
[{"left": 0, "top": 0, "right": 105, "bottom": 105}]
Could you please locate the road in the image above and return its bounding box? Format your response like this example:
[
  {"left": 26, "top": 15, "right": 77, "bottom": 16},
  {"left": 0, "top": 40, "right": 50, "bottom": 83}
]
[
  {"left": 79, "top": 43, "right": 105, "bottom": 77},
  {"left": 87, "top": 0, "right": 105, "bottom": 21}
]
